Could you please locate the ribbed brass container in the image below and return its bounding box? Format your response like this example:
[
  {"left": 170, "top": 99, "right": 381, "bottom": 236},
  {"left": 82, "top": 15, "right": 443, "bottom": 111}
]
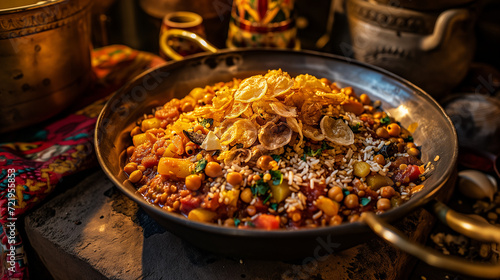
[{"left": 0, "top": 0, "right": 92, "bottom": 133}]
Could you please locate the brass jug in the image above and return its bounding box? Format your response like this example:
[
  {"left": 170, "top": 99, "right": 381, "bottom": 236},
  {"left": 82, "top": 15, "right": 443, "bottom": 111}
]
[{"left": 347, "top": 0, "right": 476, "bottom": 99}]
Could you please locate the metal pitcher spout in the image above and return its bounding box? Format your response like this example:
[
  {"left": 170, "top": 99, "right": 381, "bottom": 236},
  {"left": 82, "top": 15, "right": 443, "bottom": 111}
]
[{"left": 420, "top": 8, "right": 471, "bottom": 52}]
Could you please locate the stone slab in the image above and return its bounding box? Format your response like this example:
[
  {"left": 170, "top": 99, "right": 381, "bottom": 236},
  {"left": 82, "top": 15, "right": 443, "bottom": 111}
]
[{"left": 25, "top": 170, "right": 435, "bottom": 280}]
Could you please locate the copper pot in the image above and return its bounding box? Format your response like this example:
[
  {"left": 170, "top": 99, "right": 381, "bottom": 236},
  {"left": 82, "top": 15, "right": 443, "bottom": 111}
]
[{"left": 0, "top": 0, "right": 92, "bottom": 133}]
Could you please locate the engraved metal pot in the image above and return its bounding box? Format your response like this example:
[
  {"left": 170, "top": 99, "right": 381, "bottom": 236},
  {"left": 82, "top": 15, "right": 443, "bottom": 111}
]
[
  {"left": 0, "top": 0, "right": 92, "bottom": 133},
  {"left": 346, "top": 0, "right": 476, "bottom": 99}
]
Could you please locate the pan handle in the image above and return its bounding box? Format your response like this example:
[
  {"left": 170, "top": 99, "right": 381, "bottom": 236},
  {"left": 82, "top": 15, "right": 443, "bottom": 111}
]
[
  {"left": 159, "top": 29, "right": 219, "bottom": 61},
  {"left": 362, "top": 199, "right": 500, "bottom": 278}
]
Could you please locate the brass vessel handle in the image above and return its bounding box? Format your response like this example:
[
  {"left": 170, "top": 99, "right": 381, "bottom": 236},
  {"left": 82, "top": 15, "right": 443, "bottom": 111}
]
[
  {"left": 159, "top": 29, "right": 219, "bottom": 61},
  {"left": 429, "top": 200, "right": 500, "bottom": 243},
  {"left": 362, "top": 200, "right": 500, "bottom": 278}
]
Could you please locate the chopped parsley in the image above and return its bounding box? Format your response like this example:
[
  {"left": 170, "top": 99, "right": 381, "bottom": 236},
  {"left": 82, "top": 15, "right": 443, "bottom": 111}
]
[
  {"left": 247, "top": 221, "right": 256, "bottom": 228},
  {"left": 199, "top": 118, "right": 214, "bottom": 128},
  {"left": 380, "top": 116, "right": 391, "bottom": 125},
  {"left": 271, "top": 154, "right": 281, "bottom": 162},
  {"left": 350, "top": 123, "right": 360, "bottom": 133},
  {"left": 234, "top": 218, "right": 241, "bottom": 227},
  {"left": 360, "top": 197, "right": 371, "bottom": 206},
  {"left": 270, "top": 203, "right": 278, "bottom": 211},
  {"left": 251, "top": 179, "right": 269, "bottom": 196},
  {"left": 343, "top": 189, "right": 350, "bottom": 196},
  {"left": 263, "top": 193, "right": 272, "bottom": 204},
  {"left": 269, "top": 170, "right": 283, "bottom": 186},
  {"left": 194, "top": 158, "right": 208, "bottom": 173},
  {"left": 405, "top": 135, "right": 414, "bottom": 142},
  {"left": 304, "top": 141, "right": 333, "bottom": 159}
]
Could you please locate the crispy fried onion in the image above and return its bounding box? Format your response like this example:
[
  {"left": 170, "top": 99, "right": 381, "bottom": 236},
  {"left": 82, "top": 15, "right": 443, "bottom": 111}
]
[
  {"left": 270, "top": 102, "right": 297, "bottom": 117},
  {"left": 224, "top": 148, "right": 252, "bottom": 166},
  {"left": 286, "top": 117, "right": 303, "bottom": 152},
  {"left": 219, "top": 119, "right": 258, "bottom": 148},
  {"left": 302, "top": 124, "right": 325, "bottom": 141},
  {"left": 258, "top": 122, "right": 293, "bottom": 150}
]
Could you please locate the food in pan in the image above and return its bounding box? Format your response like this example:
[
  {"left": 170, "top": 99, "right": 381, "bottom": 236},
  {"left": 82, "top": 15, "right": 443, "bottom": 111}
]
[{"left": 123, "top": 70, "right": 431, "bottom": 229}]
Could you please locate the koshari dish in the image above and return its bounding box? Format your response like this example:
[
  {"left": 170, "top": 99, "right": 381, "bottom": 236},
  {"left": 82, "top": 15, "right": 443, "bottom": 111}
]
[{"left": 124, "top": 70, "right": 431, "bottom": 230}]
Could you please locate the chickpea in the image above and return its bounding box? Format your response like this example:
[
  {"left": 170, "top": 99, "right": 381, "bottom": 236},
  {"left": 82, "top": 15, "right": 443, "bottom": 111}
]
[
  {"left": 240, "top": 188, "right": 253, "bottom": 203},
  {"left": 205, "top": 162, "right": 222, "bottom": 177},
  {"left": 399, "top": 163, "right": 408, "bottom": 170},
  {"left": 373, "top": 154, "right": 386, "bottom": 165},
  {"left": 376, "top": 127, "right": 390, "bottom": 138},
  {"left": 130, "top": 126, "right": 142, "bottom": 136},
  {"left": 397, "top": 142, "right": 405, "bottom": 153},
  {"left": 359, "top": 93, "right": 371, "bottom": 105},
  {"left": 292, "top": 212, "right": 302, "bottom": 222},
  {"left": 349, "top": 214, "right": 360, "bottom": 223},
  {"left": 124, "top": 162, "right": 138, "bottom": 174},
  {"left": 247, "top": 205, "right": 257, "bottom": 216},
  {"left": 377, "top": 198, "right": 392, "bottom": 210},
  {"left": 189, "top": 87, "right": 205, "bottom": 100},
  {"left": 257, "top": 155, "right": 275, "bottom": 171},
  {"left": 406, "top": 142, "right": 417, "bottom": 150},
  {"left": 129, "top": 170, "right": 143, "bottom": 183},
  {"left": 387, "top": 123, "right": 401, "bottom": 137},
  {"left": 344, "top": 194, "right": 359, "bottom": 209},
  {"left": 329, "top": 215, "right": 343, "bottom": 226},
  {"left": 262, "top": 173, "right": 271, "bottom": 182},
  {"left": 328, "top": 186, "right": 344, "bottom": 202},
  {"left": 252, "top": 174, "right": 261, "bottom": 181},
  {"left": 408, "top": 147, "right": 420, "bottom": 157},
  {"left": 223, "top": 218, "right": 235, "bottom": 227},
  {"left": 203, "top": 93, "right": 214, "bottom": 105},
  {"left": 185, "top": 144, "right": 196, "bottom": 156},
  {"left": 185, "top": 174, "right": 202, "bottom": 191},
  {"left": 227, "top": 172, "right": 243, "bottom": 186},
  {"left": 126, "top": 146, "right": 135, "bottom": 156},
  {"left": 357, "top": 190, "right": 366, "bottom": 197},
  {"left": 373, "top": 111, "right": 385, "bottom": 119},
  {"left": 181, "top": 102, "right": 194, "bottom": 112},
  {"left": 137, "top": 165, "right": 146, "bottom": 172},
  {"left": 380, "top": 186, "right": 396, "bottom": 198}
]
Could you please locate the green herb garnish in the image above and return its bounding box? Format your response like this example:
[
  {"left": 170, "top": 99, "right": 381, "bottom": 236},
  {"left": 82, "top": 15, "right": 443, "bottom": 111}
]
[
  {"left": 360, "top": 197, "right": 371, "bottom": 206},
  {"left": 251, "top": 179, "right": 269, "bottom": 196},
  {"left": 199, "top": 118, "right": 214, "bottom": 128},
  {"left": 263, "top": 193, "right": 272, "bottom": 204},
  {"left": 234, "top": 218, "right": 241, "bottom": 227},
  {"left": 270, "top": 203, "right": 278, "bottom": 211},
  {"left": 269, "top": 170, "right": 283, "bottom": 186},
  {"left": 343, "top": 189, "right": 350, "bottom": 196},
  {"left": 380, "top": 116, "right": 391, "bottom": 125},
  {"left": 247, "top": 221, "right": 255, "bottom": 228},
  {"left": 194, "top": 158, "right": 208, "bottom": 173},
  {"left": 321, "top": 141, "right": 333, "bottom": 151},
  {"left": 405, "top": 136, "right": 414, "bottom": 142},
  {"left": 271, "top": 154, "right": 281, "bottom": 162},
  {"left": 350, "top": 123, "right": 360, "bottom": 133}
]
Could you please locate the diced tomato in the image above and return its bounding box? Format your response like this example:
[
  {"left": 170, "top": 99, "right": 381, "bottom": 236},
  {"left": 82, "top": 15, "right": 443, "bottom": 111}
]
[
  {"left": 155, "top": 106, "right": 179, "bottom": 120},
  {"left": 254, "top": 214, "right": 280, "bottom": 230},
  {"left": 172, "top": 135, "right": 185, "bottom": 155},
  {"left": 253, "top": 197, "right": 269, "bottom": 213},
  {"left": 203, "top": 193, "right": 220, "bottom": 211},
  {"left": 141, "top": 154, "right": 158, "bottom": 168},
  {"left": 180, "top": 195, "right": 201, "bottom": 214},
  {"left": 394, "top": 164, "right": 421, "bottom": 183}
]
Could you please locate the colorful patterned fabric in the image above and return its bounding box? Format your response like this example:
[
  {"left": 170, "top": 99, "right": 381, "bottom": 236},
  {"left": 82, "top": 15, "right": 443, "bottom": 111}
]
[{"left": 0, "top": 45, "right": 165, "bottom": 280}]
